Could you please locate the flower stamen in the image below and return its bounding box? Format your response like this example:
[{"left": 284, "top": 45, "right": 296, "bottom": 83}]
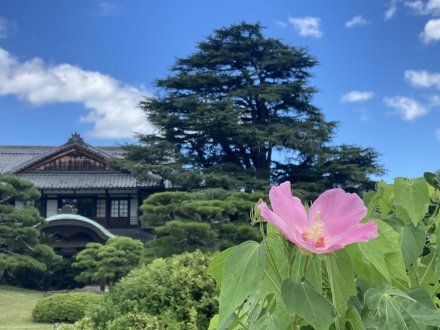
[{"left": 302, "top": 211, "right": 325, "bottom": 248}]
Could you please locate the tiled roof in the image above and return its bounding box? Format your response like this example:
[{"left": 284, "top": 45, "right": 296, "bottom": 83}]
[
  {"left": 18, "top": 173, "right": 160, "bottom": 189},
  {"left": 0, "top": 135, "right": 162, "bottom": 189},
  {"left": 0, "top": 145, "right": 124, "bottom": 174}
]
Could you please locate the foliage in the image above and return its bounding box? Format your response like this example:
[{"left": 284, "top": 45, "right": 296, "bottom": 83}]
[
  {"left": 105, "top": 313, "right": 160, "bottom": 330},
  {"left": 140, "top": 189, "right": 263, "bottom": 260},
  {"left": 32, "top": 292, "right": 103, "bottom": 323},
  {"left": 72, "top": 236, "right": 143, "bottom": 286},
  {"left": 0, "top": 174, "right": 60, "bottom": 282},
  {"left": 276, "top": 144, "right": 384, "bottom": 200},
  {"left": 3, "top": 257, "right": 82, "bottom": 291},
  {"left": 116, "top": 22, "right": 384, "bottom": 196},
  {"left": 84, "top": 251, "right": 218, "bottom": 330},
  {"left": 208, "top": 173, "right": 440, "bottom": 329}
]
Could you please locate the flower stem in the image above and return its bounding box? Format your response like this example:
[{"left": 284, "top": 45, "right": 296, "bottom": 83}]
[
  {"left": 236, "top": 319, "right": 250, "bottom": 330},
  {"left": 413, "top": 261, "right": 420, "bottom": 285},
  {"left": 325, "top": 256, "right": 341, "bottom": 330},
  {"left": 287, "top": 243, "right": 296, "bottom": 279}
]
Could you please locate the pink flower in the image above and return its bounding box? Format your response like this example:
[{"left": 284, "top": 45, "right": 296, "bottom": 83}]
[{"left": 258, "top": 181, "right": 378, "bottom": 254}]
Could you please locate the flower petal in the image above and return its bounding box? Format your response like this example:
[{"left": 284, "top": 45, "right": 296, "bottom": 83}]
[
  {"left": 309, "top": 188, "right": 367, "bottom": 238},
  {"left": 268, "top": 181, "right": 309, "bottom": 231},
  {"left": 324, "top": 221, "right": 378, "bottom": 252},
  {"left": 258, "top": 202, "right": 303, "bottom": 247}
]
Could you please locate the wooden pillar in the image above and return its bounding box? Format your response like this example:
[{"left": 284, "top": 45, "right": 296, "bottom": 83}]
[{"left": 105, "top": 189, "right": 110, "bottom": 227}]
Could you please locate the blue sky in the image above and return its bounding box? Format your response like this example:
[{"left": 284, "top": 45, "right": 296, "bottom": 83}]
[{"left": 0, "top": 0, "right": 439, "bottom": 181}]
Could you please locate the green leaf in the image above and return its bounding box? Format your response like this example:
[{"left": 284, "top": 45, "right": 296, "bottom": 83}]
[
  {"left": 305, "top": 255, "right": 322, "bottom": 294},
  {"left": 434, "top": 214, "right": 440, "bottom": 277},
  {"left": 394, "top": 177, "right": 430, "bottom": 226},
  {"left": 409, "top": 253, "right": 440, "bottom": 306},
  {"left": 364, "top": 287, "right": 409, "bottom": 329},
  {"left": 345, "top": 306, "right": 365, "bottom": 330},
  {"left": 281, "top": 279, "right": 336, "bottom": 330},
  {"left": 208, "top": 314, "right": 219, "bottom": 330},
  {"left": 424, "top": 172, "right": 440, "bottom": 189},
  {"left": 259, "top": 233, "right": 289, "bottom": 299},
  {"left": 258, "top": 233, "right": 291, "bottom": 328},
  {"left": 218, "top": 240, "right": 265, "bottom": 329},
  {"left": 405, "top": 286, "right": 437, "bottom": 310},
  {"left": 207, "top": 246, "right": 235, "bottom": 286},
  {"left": 252, "top": 307, "right": 289, "bottom": 330},
  {"left": 399, "top": 223, "right": 426, "bottom": 268},
  {"left": 325, "top": 250, "right": 357, "bottom": 327},
  {"left": 377, "top": 181, "right": 394, "bottom": 220},
  {"left": 347, "top": 220, "right": 410, "bottom": 289},
  {"left": 291, "top": 249, "right": 307, "bottom": 282},
  {"left": 364, "top": 286, "right": 440, "bottom": 329}
]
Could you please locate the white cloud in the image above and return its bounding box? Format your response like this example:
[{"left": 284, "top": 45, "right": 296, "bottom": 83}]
[
  {"left": 405, "top": 0, "right": 440, "bottom": 15},
  {"left": 95, "top": 1, "right": 118, "bottom": 16},
  {"left": 405, "top": 70, "right": 440, "bottom": 88},
  {"left": 385, "top": 0, "right": 398, "bottom": 20},
  {"left": 430, "top": 94, "right": 440, "bottom": 106},
  {"left": 384, "top": 96, "right": 428, "bottom": 120},
  {"left": 345, "top": 15, "right": 370, "bottom": 28},
  {"left": 435, "top": 128, "right": 440, "bottom": 139},
  {"left": 288, "top": 16, "right": 323, "bottom": 38},
  {"left": 427, "top": 0, "right": 440, "bottom": 14},
  {"left": 420, "top": 18, "right": 440, "bottom": 43},
  {"left": 404, "top": 1, "right": 440, "bottom": 44},
  {"left": 0, "top": 17, "right": 16, "bottom": 39},
  {"left": 276, "top": 20, "right": 288, "bottom": 28},
  {"left": 405, "top": 0, "right": 426, "bottom": 13},
  {"left": 0, "top": 48, "right": 153, "bottom": 139},
  {"left": 341, "top": 91, "right": 374, "bottom": 103}
]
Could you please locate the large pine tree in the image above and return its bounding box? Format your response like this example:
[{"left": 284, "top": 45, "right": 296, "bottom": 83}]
[
  {"left": 0, "top": 174, "right": 60, "bottom": 280},
  {"left": 120, "top": 22, "right": 384, "bottom": 195}
]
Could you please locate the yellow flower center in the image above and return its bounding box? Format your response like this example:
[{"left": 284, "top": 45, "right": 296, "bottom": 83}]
[{"left": 302, "top": 211, "right": 325, "bottom": 248}]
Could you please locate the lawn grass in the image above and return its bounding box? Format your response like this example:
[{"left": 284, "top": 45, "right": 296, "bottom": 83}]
[{"left": 0, "top": 285, "right": 53, "bottom": 329}]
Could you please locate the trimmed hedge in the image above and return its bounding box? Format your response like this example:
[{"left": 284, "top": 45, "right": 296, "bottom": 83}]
[{"left": 32, "top": 292, "right": 103, "bottom": 323}]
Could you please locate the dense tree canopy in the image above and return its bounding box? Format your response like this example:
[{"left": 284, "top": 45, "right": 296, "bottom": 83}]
[
  {"left": 119, "top": 22, "right": 384, "bottom": 196},
  {"left": 140, "top": 189, "right": 263, "bottom": 261},
  {"left": 0, "top": 174, "right": 60, "bottom": 278},
  {"left": 72, "top": 236, "right": 143, "bottom": 287}
]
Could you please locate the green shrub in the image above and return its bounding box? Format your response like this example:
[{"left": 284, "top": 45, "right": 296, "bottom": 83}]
[
  {"left": 89, "top": 250, "right": 218, "bottom": 329},
  {"left": 106, "top": 313, "right": 160, "bottom": 330},
  {"left": 59, "top": 315, "right": 95, "bottom": 330},
  {"left": 32, "top": 292, "right": 103, "bottom": 323}
]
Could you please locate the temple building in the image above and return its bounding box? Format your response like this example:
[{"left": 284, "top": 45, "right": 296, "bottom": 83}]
[{"left": 0, "top": 133, "right": 169, "bottom": 255}]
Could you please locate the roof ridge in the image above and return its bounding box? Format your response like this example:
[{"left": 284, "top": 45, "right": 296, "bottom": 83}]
[{"left": 7, "top": 134, "right": 117, "bottom": 174}]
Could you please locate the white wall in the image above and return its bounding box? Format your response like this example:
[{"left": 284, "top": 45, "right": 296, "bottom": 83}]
[
  {"left": 15, "top": 200, "right": 24, "bottom": 209},
  {"left": 46, "top": 200, "right": 58, "bottom": 217},
  {"left": 130, "top": 198, "right": 138, "bottom": 225}
]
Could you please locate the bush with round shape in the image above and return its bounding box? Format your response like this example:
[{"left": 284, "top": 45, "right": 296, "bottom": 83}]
[
  {"left": 32, "top": 292, "right": 103, "bottom": 323},
  {"left": 89, "top": 250, "right": 218, "bottom": 329}
]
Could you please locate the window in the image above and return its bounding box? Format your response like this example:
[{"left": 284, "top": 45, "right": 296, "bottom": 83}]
[
  {"left": 59, "top": 197, "right": 95, "bottom": 217},
  {"left": 110, "top": 199, "right": 128, "bottom": 218},
  {"left": 97, "top": 199, "right": 106, "bottom": 218}
]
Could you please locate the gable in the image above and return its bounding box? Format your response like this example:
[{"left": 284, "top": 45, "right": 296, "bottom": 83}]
[{"left": 20, "top": 146, "right": 113, "bottom": 173}]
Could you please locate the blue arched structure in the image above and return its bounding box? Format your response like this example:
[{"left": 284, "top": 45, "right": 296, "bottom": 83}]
[{"left": 40, "top": 214, "right": 116, "bottom": 256}]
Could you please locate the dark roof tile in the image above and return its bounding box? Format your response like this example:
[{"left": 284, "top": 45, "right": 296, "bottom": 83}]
[{"left": 18, "top": 173, "right": 159, "bottom": 189}]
